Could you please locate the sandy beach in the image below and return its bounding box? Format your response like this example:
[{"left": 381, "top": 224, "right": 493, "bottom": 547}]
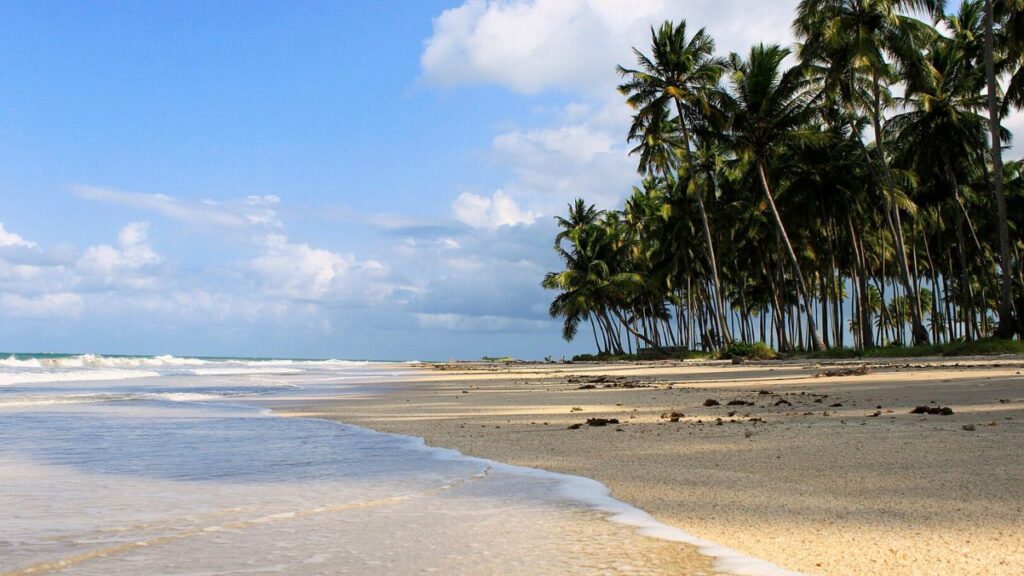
[{"left": 279, "top": 357, "right": 1024, "bottom": 576}]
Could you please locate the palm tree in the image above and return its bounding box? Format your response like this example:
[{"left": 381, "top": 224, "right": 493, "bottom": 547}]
[
  {"left": 721, "top": 44, "right": 827, "bottom": 351},
  {"left": 617, "top": 20, "right": 732, "bottom": 347},
  {"left": 889, "top": 21, "right": 996, "bottom": 340},
  {"left": 794, "top": 0, "right": 946, "bottom": 345},
  {"left": 986, "top": 0, "right": 1021, "bottom": 336}
]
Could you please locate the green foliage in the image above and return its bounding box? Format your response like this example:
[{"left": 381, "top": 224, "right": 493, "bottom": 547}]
[
  {"left": 807, "top": 338, "right": 1024, "bottom": 358},
  {"left": 719, "top": 342, "right": 777, "bottom": 360},
  {"left": 544, "top": 5, "right": 1022, "bottom": 360}
]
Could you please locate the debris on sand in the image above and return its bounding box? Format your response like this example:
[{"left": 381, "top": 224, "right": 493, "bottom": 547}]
[
  {"left": 570, "top": 375, "right": 652, "bottom": 389},
  {"left": 660, "top": 411, "right": 685, "bottom": 422},
  {"left": 727, "top": 399, "right": 755, "bottom": 406},
  {"left": 585, "top": 418, "right": 620, "bottom": 427},
  {"left": 567, "top": 423, "right": 582, "bottom": 430},
  {"left": 703, "top": 399, "right": 721, "bottom": 407},
  {"left": 910, "top": 405, "right": 954, "bottom": 415},
  {"left": 817, "top": 366, "right": 871, "bottom": 378}
]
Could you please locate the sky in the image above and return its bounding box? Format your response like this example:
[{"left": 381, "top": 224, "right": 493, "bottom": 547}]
[{"left": 0, "top": 1, "right": 1016, "bottom": 360}]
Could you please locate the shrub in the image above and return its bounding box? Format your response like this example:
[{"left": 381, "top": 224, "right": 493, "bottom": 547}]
[{"left": 719, "top": 341, "right": 776, "bottom": 360}]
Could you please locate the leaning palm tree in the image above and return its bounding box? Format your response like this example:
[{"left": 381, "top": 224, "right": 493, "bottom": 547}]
[
  {"left": 721, "top": 44, "right": 827, "bottom": 351},
  {"left": 794, "top": 0, "right": 946, "bottom": 345},
  {"left": 617, "top": 20, "right": 732, "bottom": 347}
]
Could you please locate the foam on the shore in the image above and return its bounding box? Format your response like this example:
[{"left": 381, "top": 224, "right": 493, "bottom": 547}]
[
  {"left": 0, "top": 369, "right": 162, "bottom": 386},
  {"left": 310, "top": 418, "right": 807, "bottom": 576}
]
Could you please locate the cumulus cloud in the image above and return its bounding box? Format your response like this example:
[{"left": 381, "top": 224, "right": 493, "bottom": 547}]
[
  {"left": 248, "top": 233, "right": 398, "bottom": 304},
  {"left": 492, "top": 119, "right": 636, "bottom": 211},
  {"left": 0, "top": 223, "right": 37, "bottom": 249},
  {"left": 78, "top": 222, "right": 161, "bottom": 276},
  {"left": 422, "top": 0, "right": 799, "bottom": 95},
  {"left": 452, "top": 190, "right": 539, "bottom": 228},
  {"left": 250, "top": 234, "right": 356, "bottom": 300}
]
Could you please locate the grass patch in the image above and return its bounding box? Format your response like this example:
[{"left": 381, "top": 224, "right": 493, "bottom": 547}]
[{"left": 806, "top": 338, "right": 1023, "bottom": 359}]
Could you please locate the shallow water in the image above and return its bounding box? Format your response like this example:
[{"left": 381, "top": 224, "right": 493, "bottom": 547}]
[{"left": 0, "top": 356, "right": 730, "bottom": 575}]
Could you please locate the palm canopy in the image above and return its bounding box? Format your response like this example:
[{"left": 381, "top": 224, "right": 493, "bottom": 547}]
[
  {"left": 721, "top": 45, "right": 821, "bottom": 159},
  {"left": 617, "top": 20, "right": 725, "bottom": 153},
  {"left": 544, "top": 8, "right": 1023, "bottom": 359},
  {"left": 888, "top": 28, "right": 994, "bottom": 189}
]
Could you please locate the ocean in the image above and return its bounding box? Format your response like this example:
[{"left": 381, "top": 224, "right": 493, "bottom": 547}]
[{"left": 0, "top": 354, "right": 791, "bottom": 575}]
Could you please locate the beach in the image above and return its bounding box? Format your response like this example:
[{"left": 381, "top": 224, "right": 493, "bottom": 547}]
[{"left": 280, "top": 357, "right": 1024, "bottom": 576}]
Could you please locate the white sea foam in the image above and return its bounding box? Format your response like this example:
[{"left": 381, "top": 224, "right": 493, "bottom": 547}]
[
  {"left": 0, "top": 394, "right": 120, "bottom": 408},
  {"left": 358, "top": 426, "right": 807, "bottom": 576},
  {"left": 189, "top": 367, "right": 305, "bottom": 376},
  {"left": 0, "top": 356, "right": 44, "bottom": 368},
  {"left": 0, "top": 369, "right": 161, "bottom": 387},
  {"left": 145, "top": 392, "right": 220, "bottom": 402},
  {"left": 0, "top": 391, "right": 236, "bottom": 409}
]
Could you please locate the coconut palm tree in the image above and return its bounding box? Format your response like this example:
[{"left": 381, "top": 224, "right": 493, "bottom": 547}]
[
  {"left": 986, "top": 0, "right": 1021, "bottom": 336},
  {"left": 889, "top": 21, "right": 998, "bottom": 339},
  {"left": 720, "top": 44, "right": 827, "bottom": 351},
  {"left": 794, "top": 0, "right": 946, "bottom": 345},
  {"left": 618, "top": 20, "right": 732, "bottom": 347}
]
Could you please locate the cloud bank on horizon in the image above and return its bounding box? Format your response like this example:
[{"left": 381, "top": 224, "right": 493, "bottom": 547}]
[{"left": 0, "top": 0, "right": 1015, "bottom": 359}]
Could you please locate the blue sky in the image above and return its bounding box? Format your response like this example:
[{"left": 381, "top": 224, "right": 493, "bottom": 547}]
[{"left": 1, "top": 1, "right": 1013, "bottom": 360}]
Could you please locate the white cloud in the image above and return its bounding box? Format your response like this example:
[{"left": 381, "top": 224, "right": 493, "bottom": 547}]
[
  {"left": 0, "top": 223, "right": 37, "bottom": 249},
  {"left": 422, "top": 0, "right": 799, "bottom": 95},
  {"left": 72, "top": 185, "right": 283, "bottom": 229},
  {"left": 424, "top": 0, "right": 807, "bottom": 238},
  {"left": 0, "top": 292, "right": 83, "bottom": 319},
  {"left": 248, "top": 234, "right": 398, "bottom": 305},
  {"left": 78, "top": 222, "right": 161, "bottom": 276},
  {"left": 494, "top": 124, "right": 614, "bottom": 164},
  {"left": 250, "top": 234, "right": 355, "bottom": 300},
  {"left": 414, "top": 312, "right": 550, "bottom": 333},
  {"left": 452, "top": 190, "right": 539, "bottom": 228}
]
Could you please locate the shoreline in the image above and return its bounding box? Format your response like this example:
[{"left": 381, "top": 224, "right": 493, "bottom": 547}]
[{"left": 277, "top": 357, "right": 1024, "bottom": 575}]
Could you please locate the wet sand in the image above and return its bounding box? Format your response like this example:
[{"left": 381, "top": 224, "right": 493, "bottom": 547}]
[{"left": 279, "top": 357, "right": 1024, "bottom": 575}]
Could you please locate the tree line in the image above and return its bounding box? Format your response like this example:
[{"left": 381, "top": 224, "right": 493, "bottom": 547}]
[{"left": 543, "top": 0, "right": 1023, "bottom": 355}]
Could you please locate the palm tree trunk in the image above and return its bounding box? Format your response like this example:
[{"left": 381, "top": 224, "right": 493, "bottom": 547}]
[
  {"left": 756, "top": 160, "right": 826, "bottom": 351},
  {"left": 590, "top": 316, "right": 602, "bottom": 354},
  {"left": 870, "top": 76, "right": 930, "bottom": 345},
  {"left": 953, "top": 205, "right": 975, "bottom": 341},
  {"left": 611, "top": 308, "right": 666, "bottom": 353},
  {"left": 923, "top": 224, "right": 942, "bottom": 344},
  {"left": 847, "top": 214, "right": 875, "bottom": 348},
  {"left": 985, "top": 0, "right": 1019, "bottom": 337},
  {"left": 674, "top": 101, "right": 731, "bottom": 347}
]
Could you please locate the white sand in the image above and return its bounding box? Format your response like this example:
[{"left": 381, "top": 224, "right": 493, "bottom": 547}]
[{"left": 280, "top": 358, "right": 1024, "bottom": 575}]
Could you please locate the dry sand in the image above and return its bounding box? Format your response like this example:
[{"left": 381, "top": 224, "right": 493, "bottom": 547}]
[{"left": 278, "top": 357, "right": 1024, "bottom": 575}]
